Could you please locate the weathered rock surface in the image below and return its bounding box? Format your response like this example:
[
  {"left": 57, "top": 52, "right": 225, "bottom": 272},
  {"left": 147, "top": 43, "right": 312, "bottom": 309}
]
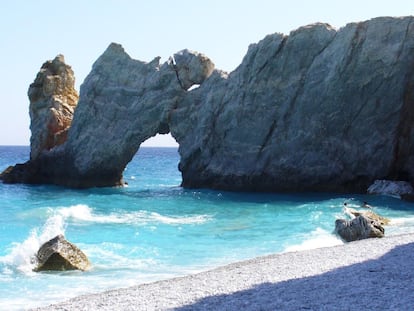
[
  {"left": 367, "top": 179, "right": 414, "bottom": 196},
  {"left": 2, "top": 16, "right": 414, "bottom": 192},
  {"left": 335, "top": 216, "right": 385, "bottom": 242},
  {"left": 1, "top": 45, "right": 214, "bottom": 187},
  {"left": 34, "top": 234, "right": 90, "bottom": 272},
  {"left": 172, "top": 17, "right": 414, "bottom": 192},
  {"left": 28, "top": 55, "right": 78, "bottom": 160}
]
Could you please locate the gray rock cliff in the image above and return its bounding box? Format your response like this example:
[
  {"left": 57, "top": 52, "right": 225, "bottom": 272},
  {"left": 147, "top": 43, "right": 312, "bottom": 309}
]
[
  {"left": 2, "top": 16, "right": 414, "bottom": 192},
  {"left": 172, "top": 17, "right": 414, "bottom": 192}
]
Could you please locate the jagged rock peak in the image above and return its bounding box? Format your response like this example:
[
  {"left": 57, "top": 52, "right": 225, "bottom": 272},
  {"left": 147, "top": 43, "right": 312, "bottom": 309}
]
[
  {"left": 28, "top": 54, "right": 78, "bottom": 160},
  {"left": 97, "top": 42, "right": 130, "bottom": 62},
  {"left": 171, "top": 49, "right": 215, "bottom": 90}
]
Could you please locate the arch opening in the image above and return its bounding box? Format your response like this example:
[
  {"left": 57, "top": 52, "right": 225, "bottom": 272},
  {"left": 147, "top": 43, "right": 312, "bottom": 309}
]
[{"left": 123, "top": 134, "right": 181, "bottom": 189}]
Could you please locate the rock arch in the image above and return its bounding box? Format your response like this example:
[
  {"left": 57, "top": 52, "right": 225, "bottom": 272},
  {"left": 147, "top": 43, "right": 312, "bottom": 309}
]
[
  {"left": 3, "top": 17, "right": 414, "bottom": 192},
  {"left": 1, "top": 44, "right": 214, "bottom": 188}
]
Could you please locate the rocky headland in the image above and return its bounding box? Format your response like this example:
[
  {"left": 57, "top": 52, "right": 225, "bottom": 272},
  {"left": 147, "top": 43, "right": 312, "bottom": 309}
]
[{"left": 2, "top": 16, "right": 414, "bottom": 192}]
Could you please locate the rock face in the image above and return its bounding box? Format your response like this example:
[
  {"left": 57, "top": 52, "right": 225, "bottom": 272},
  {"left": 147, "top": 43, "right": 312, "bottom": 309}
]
[
  {"left": 1, "top": 45, "right": 214, "bottom": 187},
  {"left": 34, "top": 235, "right": 90, "bottom": 272},
  {"left": 367, "top": 179, "right": 414, "bottom": 196},
  {"left": 172, "top": 17, "right": 414, "bottom": 192},
  {"left": 2, "top": 16, "right": 414, "bottom": 192},
  {"left": 28, "top": 55, "right": 78, "bottom": 160}
]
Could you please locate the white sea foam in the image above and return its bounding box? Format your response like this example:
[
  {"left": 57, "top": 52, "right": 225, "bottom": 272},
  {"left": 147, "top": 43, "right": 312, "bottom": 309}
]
[
  {"left": 283, "top": 228, "right": 343, "bottom": 253},
  {"left": 147, "top": 212, "right": 211, "bottom": 225},
  {"left": 58, "top": 204, "right": 125, "bottom": 223},
  {"left": 86, "top": 244, "right": 158, "bottom": 271},
  {"left": 386, "top": 216, "right": 414, "bottom": 235},
  {"left": 57, "top": 204, "right": 212, "bottom": 225},
  {"left": 389, "top": 216, "right": 414, "bottom": 226},
  {"left": 0, "top": 213, "right": 65, "bottom": 274},
  {"left": 0, "top": 204, "right": 211, "bottom": 274}
]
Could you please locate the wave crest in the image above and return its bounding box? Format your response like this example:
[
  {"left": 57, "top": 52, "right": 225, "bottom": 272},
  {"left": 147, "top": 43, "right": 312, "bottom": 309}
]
[
  {"left": 58, "top": 204, "right": 212, "bottom": 225},
  {"left": 0, "top": 214, "right": 65, "bottom": 274}
]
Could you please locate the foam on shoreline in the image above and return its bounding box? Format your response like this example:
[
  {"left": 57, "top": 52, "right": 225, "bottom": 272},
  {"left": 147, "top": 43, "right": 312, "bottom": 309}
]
[{"left": 33, "top": 233, "right": 414, "bottom": 310}]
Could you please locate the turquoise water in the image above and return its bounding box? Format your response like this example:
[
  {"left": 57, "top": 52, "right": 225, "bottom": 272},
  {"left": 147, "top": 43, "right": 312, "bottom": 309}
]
[{"left": 1, "top": 146, "right": 414, "bottom": 310}]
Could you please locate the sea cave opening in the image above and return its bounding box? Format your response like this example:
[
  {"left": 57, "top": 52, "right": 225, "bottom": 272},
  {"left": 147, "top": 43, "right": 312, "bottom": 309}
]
[{"left": 123, "top": 133, "right": 182, "bottom": 189}]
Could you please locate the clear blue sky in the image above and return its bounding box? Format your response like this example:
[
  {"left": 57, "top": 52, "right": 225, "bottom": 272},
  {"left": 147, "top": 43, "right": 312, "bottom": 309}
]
[{"left": 1, "top": 0, "right": 412, "bottom": 146}]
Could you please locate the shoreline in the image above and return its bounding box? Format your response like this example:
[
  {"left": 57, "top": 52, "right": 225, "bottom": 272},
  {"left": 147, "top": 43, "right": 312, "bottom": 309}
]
[{"left": 33, "top": 233, "right": 414, "bottom": 310}]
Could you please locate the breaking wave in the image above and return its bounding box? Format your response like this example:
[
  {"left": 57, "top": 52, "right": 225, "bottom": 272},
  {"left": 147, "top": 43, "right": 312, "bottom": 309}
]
[{"left": 58, "top": 204, "right": 212, "bottom": 225}]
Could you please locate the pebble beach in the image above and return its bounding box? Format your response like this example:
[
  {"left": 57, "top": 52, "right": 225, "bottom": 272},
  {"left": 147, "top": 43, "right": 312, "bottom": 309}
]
[{"left": 33, "top": 233, "right": 414, "bottom": 310}]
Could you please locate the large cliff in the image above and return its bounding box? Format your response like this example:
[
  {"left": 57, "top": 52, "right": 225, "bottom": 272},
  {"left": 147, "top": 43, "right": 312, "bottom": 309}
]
[
  {"left": 2, "top": 16, "right": 414, "bottom": 192},
  {"left": 173, "top": 17, "right": 414, "bottom": 192}
]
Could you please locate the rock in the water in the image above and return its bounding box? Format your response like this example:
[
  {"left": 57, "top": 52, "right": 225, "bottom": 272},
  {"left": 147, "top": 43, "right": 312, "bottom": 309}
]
[
  {"left": 335, "top": 216, "right": 385, "bottom": 242},
  {"left": 34, "top": 235, "right": 90, "bottom": 272},
  {"left": 1, "top": 44, "right": 214, "bottom": 187},
  {"left": 2, "top": 16, "right": 414, "bottom": 192},
  {"left": 367, "top": 180, "right": 414, "bottom": 197},
  {"left": 28, "top": 55, "right": 78, "bottom": 160}
]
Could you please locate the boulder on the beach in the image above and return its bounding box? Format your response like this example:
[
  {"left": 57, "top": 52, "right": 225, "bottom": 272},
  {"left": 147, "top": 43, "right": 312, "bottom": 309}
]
[
  {"left": 335, "top": 215, "right": 385, "bottom": 242},
  {"left": 34, "top": 234, "right": 90, "bottom": 272}
]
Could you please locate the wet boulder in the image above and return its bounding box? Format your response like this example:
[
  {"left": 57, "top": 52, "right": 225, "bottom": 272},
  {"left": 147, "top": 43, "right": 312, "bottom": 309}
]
[
  {"left": 34, "top": 234, "right": 90, "bottom": 272},
  {"left": 335, "top": 215, "right": 385, "bottom": 242}
]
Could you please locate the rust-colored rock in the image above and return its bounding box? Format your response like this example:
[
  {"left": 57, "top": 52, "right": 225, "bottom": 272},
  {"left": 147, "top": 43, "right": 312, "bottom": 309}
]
[{"left": 28, "top": 55, "right": 78, "bottom": 160}]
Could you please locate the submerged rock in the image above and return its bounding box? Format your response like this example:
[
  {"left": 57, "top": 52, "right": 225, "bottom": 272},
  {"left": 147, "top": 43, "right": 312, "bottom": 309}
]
[
  {"left": 2, "top": 16, "right": 414, "bottom": 192},
  {"left": 335, "top": 216, "right": 385, "bottom": 242},
  {"left": 34, "top": 235, "right": 90, "bottom": 272}
]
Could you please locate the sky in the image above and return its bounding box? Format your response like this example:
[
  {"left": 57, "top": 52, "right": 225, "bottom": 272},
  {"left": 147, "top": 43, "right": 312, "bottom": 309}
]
[{"left": 1, "top": 1, "right": 412, "bottom": 146}]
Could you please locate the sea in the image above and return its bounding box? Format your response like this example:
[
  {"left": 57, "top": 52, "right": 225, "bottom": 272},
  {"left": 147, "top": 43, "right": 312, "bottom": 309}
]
[{"left": 1, "top": 146, "right": 414, "bottom": 310}]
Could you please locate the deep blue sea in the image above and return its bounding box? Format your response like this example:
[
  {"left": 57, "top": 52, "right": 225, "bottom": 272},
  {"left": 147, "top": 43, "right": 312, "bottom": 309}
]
[{"left": 1, "top": 146, "right": 414, "bottom": 310}]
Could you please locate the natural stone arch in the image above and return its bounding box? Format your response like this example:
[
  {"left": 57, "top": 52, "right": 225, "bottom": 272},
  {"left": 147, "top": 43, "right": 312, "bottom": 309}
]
[
  {"left": 58, "top": 44, "right": 214, "bottom": 187},
  {"left": 1, "top": 44, "right": 214, "bottom": 188}
]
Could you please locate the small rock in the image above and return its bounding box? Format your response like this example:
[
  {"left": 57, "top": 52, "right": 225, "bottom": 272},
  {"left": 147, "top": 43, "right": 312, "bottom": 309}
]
[{"left": 34, "top": 234, "right": 90, "bottom": 272}]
